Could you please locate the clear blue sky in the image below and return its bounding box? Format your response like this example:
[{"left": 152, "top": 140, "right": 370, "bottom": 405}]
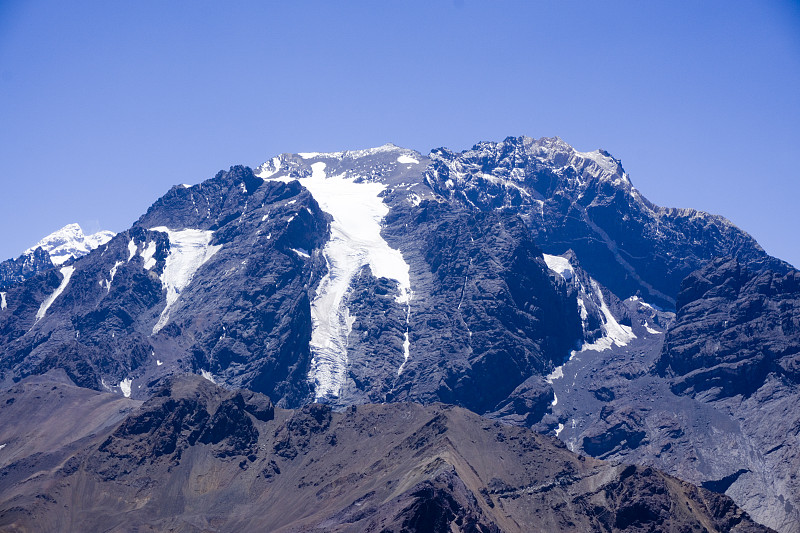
[{"left": 1, "top": 1, "right": 799, "bottom": 267}]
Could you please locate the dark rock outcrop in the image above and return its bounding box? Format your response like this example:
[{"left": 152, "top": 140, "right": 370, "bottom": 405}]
[
  {"left": 657, "top": 258, "right": 800, "bottom": 400},
  {"left": 0, "top": 247, "right": 54, "bottom": 290}
]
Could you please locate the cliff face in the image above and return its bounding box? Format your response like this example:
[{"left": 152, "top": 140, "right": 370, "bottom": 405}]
[{"left": 658, "top": 258, "right": 800, "bottom": 400}]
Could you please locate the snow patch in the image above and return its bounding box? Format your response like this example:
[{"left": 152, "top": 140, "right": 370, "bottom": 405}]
[
  {"left": 200, "top": 369, "right": 216, "bottom": 383},
  {"left": 127, "top": 239, "right": 137, "bottom": 261},
  {"left": 36, "top": 266, "right": 74, "bottom": 321},
  {"left": 119, "top": 378, "right": 132, "bottom": 398},
  {"left": 0, "top": 292, "right": 6, "bottom": 310},
  {"left": 267, "top": 161, "right": 412, "bottom": 400},
  {"left": 543, "top": 254, "right": 574, "bottom": 281},
  {"left": 644, "top": 322, "right": 660, "bottom": 335},
  {"left": 291, "top": 248, "right": 310, "bottom": 258},
  {"left": 140, "top": 241, "right": 157, "bottom": 270},
  {"left": 546, "top": 365, "right": 564, "bottom": 384},
  {"left": 397, "top": 154, "right": 419, "bottom": 165},
  {"left": 156, "top": 360, "right": 163, "bottom": 366},
  {"left": 0, "top": 444, "right": 5, "bottom": 451},
  {"left": 149, "top": 228, "right": 221, "bottom": 335},
  {"left": 258, "top": 156, "right": 283, "bottom": 178},
  {"left": 555, "top": 423, "right": 565, "bottom": 437}
]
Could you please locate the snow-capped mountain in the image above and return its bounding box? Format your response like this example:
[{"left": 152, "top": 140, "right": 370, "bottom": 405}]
[
  {"left": 0, "top": 223, "right": 114, "bottom": 290},
  {"left": 24, "top": 223, "right": 115, "bottom": 266},
  {"left": 0, "top": 137, "right": 796, "bottom": 530}
]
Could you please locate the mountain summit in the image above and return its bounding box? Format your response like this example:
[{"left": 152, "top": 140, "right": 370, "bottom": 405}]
[{"left": 23, "top": 223, "right": 115, "bottom": 265}]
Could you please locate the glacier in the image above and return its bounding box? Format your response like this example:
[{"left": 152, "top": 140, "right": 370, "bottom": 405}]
[{"left": 260, "top": 158, "right": 412, "bottom": 401}]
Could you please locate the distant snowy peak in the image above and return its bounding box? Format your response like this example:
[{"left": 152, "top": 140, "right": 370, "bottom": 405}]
[{"left": 25, "top": 223, "right": 115, "bottom": 266}]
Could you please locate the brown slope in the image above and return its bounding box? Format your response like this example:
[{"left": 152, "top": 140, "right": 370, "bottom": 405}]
[{"left": 0, "top": 374, "right": 769, "bottom": 532}]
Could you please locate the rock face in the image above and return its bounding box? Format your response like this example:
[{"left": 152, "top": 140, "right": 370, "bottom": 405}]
[
  {"left": 654, "top": 258, "right": 800, "bottom": 530},
  {"left": 424, "top": 136, "right": 789, "bottom": 309},
  {"left": 657, "top": 258, "right": 800, "bottom": 400},
  {"left": 0, "top": 373, "right": 769, "bottom": 532}
]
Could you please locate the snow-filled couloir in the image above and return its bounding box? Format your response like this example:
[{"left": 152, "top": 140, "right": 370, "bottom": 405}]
[
  {"left": 258, "top": 155, "right": 413, "bottom": 401},
  {"left": 149, "top": 228, "right": 221, "bottom": 335}
]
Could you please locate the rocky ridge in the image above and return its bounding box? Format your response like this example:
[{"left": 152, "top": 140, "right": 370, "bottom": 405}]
[{"left": 0, "top": 373, "right": 769, "bottom": 532}]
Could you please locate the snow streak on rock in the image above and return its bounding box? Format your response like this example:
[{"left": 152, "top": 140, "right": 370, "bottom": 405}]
[
  {"left": 150, "top": 228, "right": 221, "bottom": 335},
  {"left": 543, "top": 253, "right": 635, "bottom": 353},
  {"left": 580, "top": 279, "right": 635, "bottom": 351},
  {"left": 0, "top": 292, "right": 5, "bottom": 310},
  {"left": 35, "top": 266, "right": 74, "bottom": 321},
  {"left": 101, "top": 261, "right": 124, "bottom": 293},
  {"left": 264, "top": 160, "right": 412, "bottom": 400}
]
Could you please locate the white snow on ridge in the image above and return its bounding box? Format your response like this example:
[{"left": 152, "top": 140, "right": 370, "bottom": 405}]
[
  {"left": 258, "top": 156, "right": 283, "bottom": 178},
  {"left": 0, "top": 292, "right": 6, "bottom": 310},
  {"left": 573, "top": 149, "right": 617, "bottom": 173},
  {"left": 25, "top": 223, "right": 114, "bottom": 266},
  {"left": 266, "top": 161, "right": 412, "bottom": 400},
  {"left": 295, "top": 144, "right": 419, "bottom": 163},
  {"left": 35, "top": 266, "right": 74, "bottom": 321},
  {"left": 127, "top": 239, "right": 137, "bottom": 261},
  {"left": 150, "top": 228, "right": 221, "bottom": 335},
  {"left": 543, "top": 253, "right": 635, "bottom": 353},
  {"left": 200, "top": 369, "right": 216, "bottom": 383}
]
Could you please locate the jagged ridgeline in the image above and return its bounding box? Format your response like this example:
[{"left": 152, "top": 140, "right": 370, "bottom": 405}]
[{"left": 0, "top": 136, "right": 796, "bottom": 531}]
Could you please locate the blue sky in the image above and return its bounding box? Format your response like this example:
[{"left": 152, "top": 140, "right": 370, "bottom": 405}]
[{"left": 1, "top": 0, "right": 799, "bottom": 267}]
